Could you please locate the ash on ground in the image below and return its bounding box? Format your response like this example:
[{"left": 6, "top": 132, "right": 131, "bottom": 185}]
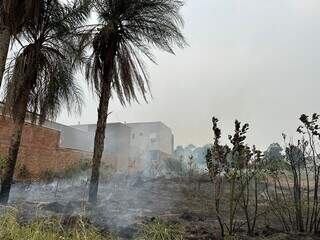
[{"left": 3, "top": 172, "right": 215, "bottom": 239}]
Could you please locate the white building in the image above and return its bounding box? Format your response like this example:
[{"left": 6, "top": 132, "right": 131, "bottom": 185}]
[
  {"left": 128, "top": 122, "right": 174, "bottom": 155},
  {"left": 71, "top": 121, "right": 174, "bottom": 171}
]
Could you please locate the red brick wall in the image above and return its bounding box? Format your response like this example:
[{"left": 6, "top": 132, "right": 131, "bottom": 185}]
[{"left": 0, "top": 116, "right": 94, "bottom": 179}]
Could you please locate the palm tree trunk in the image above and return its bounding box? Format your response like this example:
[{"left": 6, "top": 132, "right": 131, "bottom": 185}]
[
  {"left": 88, "top": 79, "right": 111, "bottom": 203},
  {"left": 0, "top": 54, "right": 37, "bottom": 204},
  {"left": 0, "top": 19, "right": 10, "bottom": 88},
  {"left": 88, "top": 39, "right": 116, "bottom": 203},
  {"left": 0, "top": 94, "right": 28, "bottom": 204}
]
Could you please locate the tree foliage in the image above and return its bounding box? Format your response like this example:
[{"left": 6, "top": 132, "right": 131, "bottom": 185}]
[
  {"left": 2, "top": 0, "right": 90, "bottom": 122},
  {"left": 83, "top": 0, "right": 186, "bottom": 104}
]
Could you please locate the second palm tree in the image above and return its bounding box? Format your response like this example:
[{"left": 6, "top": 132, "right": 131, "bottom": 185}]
[{"left": 85, "top": 0, "right": 186, "bottom": 203}]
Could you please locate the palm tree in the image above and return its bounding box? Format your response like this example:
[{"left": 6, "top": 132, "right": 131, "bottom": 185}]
[
  {"left": 85, "top": 0, "right": 186, "bottom": 203},
  {"left": 0, "top": 0, "right": 90, "bottom": 204},
  {"left": 0, "top": 0, "right": 40, "bottom": 88}
]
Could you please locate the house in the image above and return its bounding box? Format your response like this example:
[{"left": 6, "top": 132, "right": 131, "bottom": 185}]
[
  {"left": 71, "top": 123, "right": 131, "bottom": 171},
  {"left": 126, "top": 122, "right": 174, "bottom": 171},
  {"left": 71, "top": 121, "right": 175, "bottom": 171}
]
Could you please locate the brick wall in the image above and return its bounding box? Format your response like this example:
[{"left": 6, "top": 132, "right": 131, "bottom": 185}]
[{"left": 0, "top": 116, "right": 114, "bottom": 179}]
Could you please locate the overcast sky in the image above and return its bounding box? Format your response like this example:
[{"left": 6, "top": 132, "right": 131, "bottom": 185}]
[{"left": 57, "top": 0, "right": 320, "bottom": 150}]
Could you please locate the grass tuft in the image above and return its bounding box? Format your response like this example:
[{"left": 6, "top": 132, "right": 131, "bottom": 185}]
[
  {"left": 135, "top": 218, "right": 184, "bottom": 240},
  {"left": 0, "top": 208, "right": 118, "bottom": 240}
]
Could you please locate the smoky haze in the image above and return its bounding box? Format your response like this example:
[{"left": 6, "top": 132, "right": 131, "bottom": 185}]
[{"left": 57, "top": 0, "right": 320, "bottom": 150}]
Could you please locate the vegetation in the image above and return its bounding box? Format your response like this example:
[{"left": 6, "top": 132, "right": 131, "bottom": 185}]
[
  {"left": 136, "top": 218, "right": 183, "bottom": 240},
  {"left": 0, "top": 208, "right": 118, "bottom": 240},
  {"left": 82, "top": 0, "right": 186, "bottom": 203},
  {"left": 164, "top": 157, "right": 187, "bottom": 177},
  {"left": 263, "top": 114, "right": 320, "bottom": 234},
  {"left": 0, "top": 0, "right": 186, "bottom": 206},
  {"left": 204, "top": 114, "right": 320, "bottom": 237},
  {"left": 0, "top": 1, "right": 41, "bottom": 87},
  {"left": 206, "top": 117, "right": 263, "bottom": 237},
  {"left": 174, "top": 144, "right": 210, "bottom": 169},
  {"left": 0, "top": 0, "right": 90, "bottom": 204},
  {"left": 39, "top": 159, "right": 115, "bottom": 183},
  {"left": 2, "top": 0, "right": 320, "bottom": 239},
  {"left": 0, "top": 210, "right": 186, "bottom": 240}
]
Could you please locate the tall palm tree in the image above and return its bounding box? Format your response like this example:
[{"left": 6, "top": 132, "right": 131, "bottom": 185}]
[
  {"left": 0, "top": 0, "right": 90, "bottom": 204},
  {"left": 85, "top": 0, "right": 186, "bottom": 203},
  {"left": 0, "top": 0, "right": 41, "bottom": 88}
]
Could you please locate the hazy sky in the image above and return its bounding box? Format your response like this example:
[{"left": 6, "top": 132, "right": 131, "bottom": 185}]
[{"left": 57, "top": 0, "right": 320, "bottom": 150}]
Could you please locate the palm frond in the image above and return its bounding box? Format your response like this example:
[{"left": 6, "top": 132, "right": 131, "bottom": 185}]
[
  {"left": 2, "top": 0, "right": 43, "bottom": 36},
  {"left": 86, "top": 0, "right": 186, "bottom": 106},
  {"left": 3, "top": 0, "right": 90, "bottom": 123}
]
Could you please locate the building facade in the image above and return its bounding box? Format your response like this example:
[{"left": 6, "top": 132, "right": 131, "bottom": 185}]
[
  {"left": 128, "top": 122, "right": 174, "bottom": 155},
  {"left": 71, "top": 121, "right": 174, "bottom": 171},
  {"left": 72, "top": 123, "right": 131, "bottom": 171}
]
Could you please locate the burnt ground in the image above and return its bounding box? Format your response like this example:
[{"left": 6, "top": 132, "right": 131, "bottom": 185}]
[{"left": 1, "top": 173, "right": 320, "bottom": 239}]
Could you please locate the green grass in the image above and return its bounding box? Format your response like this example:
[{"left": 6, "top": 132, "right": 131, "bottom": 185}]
[
  {"left": 0, "top": 208, "right": 118, "bottom": 240},
  {"left": 0, "top": 209, "right": 184, "bottom": 240},
  {"left": 135, "top": 218, "right": 184, "bottom": 240}
]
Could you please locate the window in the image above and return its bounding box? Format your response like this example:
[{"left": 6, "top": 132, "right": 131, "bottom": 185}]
[
  {"left": 150, "top": 133, "right": 158, "bottom": 143},
  {"left": 150, "top": 133, "right": 157, "bottom": 139},
  {"left": 140, "top": 132, "right": 143, "bottom": 136},
  {"left": 148, "top": 150, "right": 160, "bottom": 161},
  {"left": 132, "top": 133, "right": 135, "bottom": 139}
]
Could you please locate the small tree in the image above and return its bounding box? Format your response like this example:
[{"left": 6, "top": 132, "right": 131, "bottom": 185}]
[
  {"left": 206, "top": 117, "right": 262, "bottom": 237},
  {"left": 265, "top": 113, "right": 320, "bottom": 233}
]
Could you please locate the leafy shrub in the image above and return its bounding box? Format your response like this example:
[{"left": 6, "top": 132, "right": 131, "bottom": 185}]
[{"left": 206, "top": 117, "right": 263, "bottom": 237}]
